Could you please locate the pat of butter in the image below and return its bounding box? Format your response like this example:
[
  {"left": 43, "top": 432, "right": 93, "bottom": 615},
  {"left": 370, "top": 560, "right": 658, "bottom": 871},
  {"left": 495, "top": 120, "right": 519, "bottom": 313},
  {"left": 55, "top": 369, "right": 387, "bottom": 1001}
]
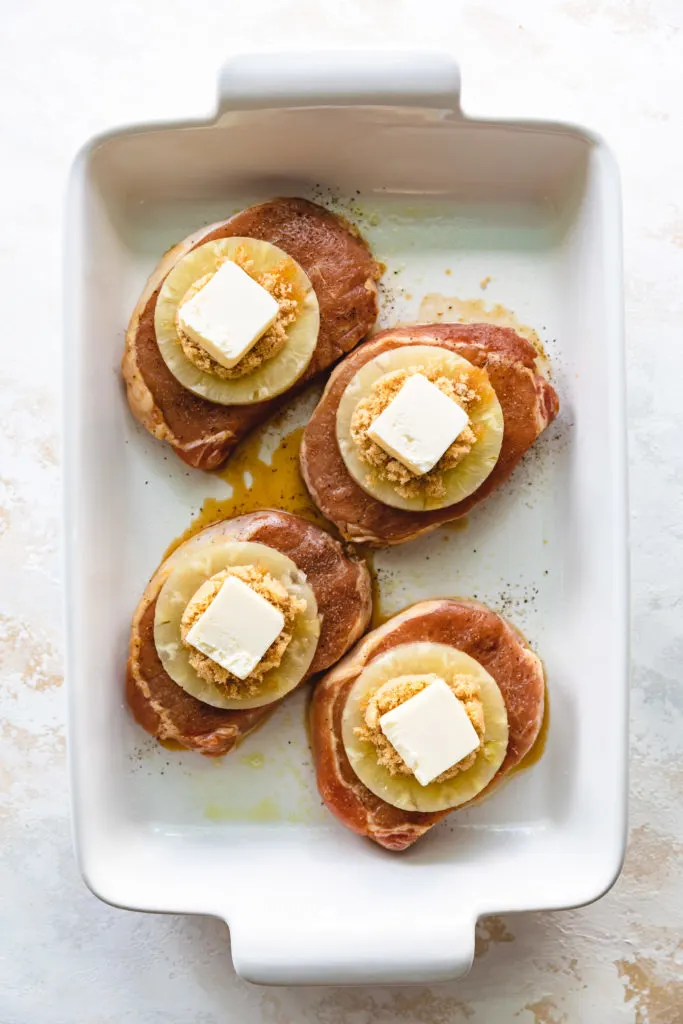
[
  {"left": 379, "top": 678, "right": 480, "bottom": 786},
  {"left": 367, "top": 373, "right": 469, "bottom": 476},
  {"left": 186, "top": 575, "right": 285, "bottom": 680},
  {"left": 177, "top": 260, "right": 280, "bottom": 369}
]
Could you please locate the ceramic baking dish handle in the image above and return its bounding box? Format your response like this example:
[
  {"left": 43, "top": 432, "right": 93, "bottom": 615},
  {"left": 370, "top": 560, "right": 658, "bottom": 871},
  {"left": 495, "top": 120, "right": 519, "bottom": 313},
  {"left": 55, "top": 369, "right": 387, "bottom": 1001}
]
[
  {"left": 228, "top": 907, "right": 476, "bottom": 985},
  {"left": 218, "top": 51, "right": 461, "bottom": 114}
]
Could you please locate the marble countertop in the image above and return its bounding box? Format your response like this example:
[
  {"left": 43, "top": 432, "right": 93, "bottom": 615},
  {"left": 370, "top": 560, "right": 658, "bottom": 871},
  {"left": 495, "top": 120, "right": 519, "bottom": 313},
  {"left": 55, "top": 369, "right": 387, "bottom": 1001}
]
[{"left": 2, "top": 1, "right": 682, "bottom": 1021}]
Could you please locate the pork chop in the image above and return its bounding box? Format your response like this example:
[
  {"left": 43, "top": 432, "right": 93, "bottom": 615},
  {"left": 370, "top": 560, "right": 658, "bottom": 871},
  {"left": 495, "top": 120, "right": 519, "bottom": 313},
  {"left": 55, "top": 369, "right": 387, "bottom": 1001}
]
[
  {"left": 123, "top": 198, "right": 382, "bottom": 470},
  {"left": 300, "top": 323, "right": 559, "bottom": 545},
  {"left": 310, "top": 599, "right": 545, "bottom": 851},
  {"left": 127, "top": 511, "right": 372, "bottom": 755}
]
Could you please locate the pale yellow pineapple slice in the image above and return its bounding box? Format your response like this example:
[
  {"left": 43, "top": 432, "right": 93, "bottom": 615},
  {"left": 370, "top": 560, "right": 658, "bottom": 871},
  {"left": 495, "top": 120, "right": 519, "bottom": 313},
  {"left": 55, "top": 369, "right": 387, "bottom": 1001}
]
[
  {"left": 341, "top": 641, "right": 509, "bottom": 811},
  {"left": 155, "top": 237, "right": 319, "bottom": 404},
  {"left": 336, "top": 345, "right": 504, "bottom": 510},
  {"left": 154, "top": 540, "right": 319, "bottom": 709}
]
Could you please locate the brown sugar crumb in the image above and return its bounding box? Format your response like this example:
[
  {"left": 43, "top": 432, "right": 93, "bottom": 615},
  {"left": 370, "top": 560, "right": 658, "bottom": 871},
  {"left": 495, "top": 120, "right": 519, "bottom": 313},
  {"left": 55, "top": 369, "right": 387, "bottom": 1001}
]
[
  {"left": 180, "top": 564, "right": 305, "bottom": 698},
  {"left": 176, "top": 248, "right": 299, "bottom": 380},
  {"left": 356, "top": 673, "right": 485, "bottom": 782},
  {"left": 350, "top": 367, "right": 479, "bottom": 499}
]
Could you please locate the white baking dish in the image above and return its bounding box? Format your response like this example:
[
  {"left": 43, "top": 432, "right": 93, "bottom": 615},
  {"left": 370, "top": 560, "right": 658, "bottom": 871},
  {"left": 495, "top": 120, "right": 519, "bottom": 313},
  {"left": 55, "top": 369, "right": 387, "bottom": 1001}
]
[{"left": 64, "top": 52, "right": 628, "bottom": 985}]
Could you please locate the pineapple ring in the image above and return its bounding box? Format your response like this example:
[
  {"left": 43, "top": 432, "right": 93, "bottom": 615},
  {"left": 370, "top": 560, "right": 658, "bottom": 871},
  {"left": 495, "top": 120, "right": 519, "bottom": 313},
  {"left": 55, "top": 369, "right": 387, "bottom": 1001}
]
[
  {"left": 336, "top": 345, "right": 504, "bottom": 511},
  {"left": 155, "top": 237, "right": 320, "bottom": 405},
  {"left": 341, "top": 641, "right": 509, "bottom": 812},
  {"left": 154, "top": 540, "right": 320, "bottom": 709}
]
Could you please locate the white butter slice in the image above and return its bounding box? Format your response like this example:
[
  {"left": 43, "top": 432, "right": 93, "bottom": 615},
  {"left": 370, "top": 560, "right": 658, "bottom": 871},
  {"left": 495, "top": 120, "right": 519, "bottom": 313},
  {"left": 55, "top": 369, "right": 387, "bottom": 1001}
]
[
  {"left": 185, "top": 575, "right": 285, "bottom": 680},
  {"left": 177, "top": 260, "right": 280, "bottom": 369},
  {"left": 379, "top": 677, "right": 480, "bottom": 786},
  {"left": 367, "top": 373, "right": 470, "bottom": 476}
]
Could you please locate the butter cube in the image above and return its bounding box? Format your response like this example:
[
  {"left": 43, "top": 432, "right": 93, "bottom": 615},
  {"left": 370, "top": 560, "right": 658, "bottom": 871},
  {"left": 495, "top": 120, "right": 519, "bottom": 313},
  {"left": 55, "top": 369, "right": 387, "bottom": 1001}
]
[
  {"left": 186, "top": 575, "right": 284, "bottom": 680},
  {"left": 379, "top": 677, "right": 480, "bottom": 786},
  {"left": 178, "top": 260, "right": 279, "bottom": 369},
  {"left": 367, "top": 373, "right": 469, "bottom": 476}
]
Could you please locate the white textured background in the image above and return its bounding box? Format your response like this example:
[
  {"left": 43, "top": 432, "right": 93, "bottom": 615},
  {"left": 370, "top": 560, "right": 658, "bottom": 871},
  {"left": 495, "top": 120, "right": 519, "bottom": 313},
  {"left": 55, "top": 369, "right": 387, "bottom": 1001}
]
[{"left": 1, "top": 1, "right": 682, "bottom": 1021}]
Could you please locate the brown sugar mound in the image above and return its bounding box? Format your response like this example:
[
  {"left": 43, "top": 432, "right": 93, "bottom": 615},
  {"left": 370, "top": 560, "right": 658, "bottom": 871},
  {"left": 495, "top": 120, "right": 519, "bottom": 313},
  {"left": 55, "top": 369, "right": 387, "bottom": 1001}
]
[
  {"left": 355, "top": 671, "right": 484, "bottom": 783},
  {"left": 350, "top": 367, "right": 479, "bottom": 500},
  {"left": 177, "top": 250, "right": 299, "bottom": 381},
  {"left": 180, "top": 563, "right": 305, "bottom": 698}
]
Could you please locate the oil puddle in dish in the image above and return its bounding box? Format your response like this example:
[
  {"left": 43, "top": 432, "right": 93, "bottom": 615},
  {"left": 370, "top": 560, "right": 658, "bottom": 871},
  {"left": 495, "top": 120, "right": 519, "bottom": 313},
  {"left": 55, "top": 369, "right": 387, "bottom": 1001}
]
[
  {"left": 364, "top": 551, "right": 388, "bottom": 629},
  {"left": 198, "top": 703, "right": 327, "bottom": 826},
  {"left": 439, "top": 516, "right": 470, "bottom": 534},
  {"left": 205, "top": 797, "right": 281, "bottom": 823},
  {"left": 200, "top": 768, "right": 324, "bottom": 825},
  {"left": 162, "top": 388, "right": 381, "bottom": 626},
  {"left": 163, "top": 391, "right": 333, "bottom": 560},
  {"left": 214, "top": 423, "right": 330, "bottom": 530},
  {"left": 204, "top": 801, "right": 318, "bottom": 824},
  {"left": 363, "top": 549, "right": 419, "bottom": 631},
  {"left": 510, "top": 684, "right": 550, "bottom": 776},
  {"left": 240, "top": 751, "right": 266, "bottom": 769},
  {"left": 157, "top": 738, "right": 186, "bottom": 752},
  {"left": 418, "top": 293, "right": 550, "bottom": 377}
]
